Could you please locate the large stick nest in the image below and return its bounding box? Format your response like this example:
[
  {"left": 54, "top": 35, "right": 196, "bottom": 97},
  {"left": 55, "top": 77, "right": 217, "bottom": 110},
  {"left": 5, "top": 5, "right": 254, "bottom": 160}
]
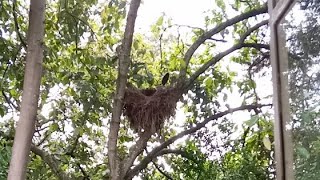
[{"left": 123, "top": 84, "right": 180, "bottom": 134}]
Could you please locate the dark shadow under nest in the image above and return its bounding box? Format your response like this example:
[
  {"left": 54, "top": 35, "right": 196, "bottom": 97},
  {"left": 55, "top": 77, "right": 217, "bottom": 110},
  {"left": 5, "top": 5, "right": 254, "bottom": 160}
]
[{"left": 123, "top": 84, "right": 181, "bottom": 134}]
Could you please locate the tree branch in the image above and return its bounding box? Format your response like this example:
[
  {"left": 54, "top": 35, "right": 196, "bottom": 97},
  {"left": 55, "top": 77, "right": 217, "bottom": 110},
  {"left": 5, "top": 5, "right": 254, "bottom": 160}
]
[
  {"left": 183, "top": 42, "right": 269, "bottom": 90},
  {"left": 239, "top": 20, "right": 268, "bottom": 43},
  {"left": 2, "top": 91, "right": 20, "bottom": 111},
  {"left": 30, "top": 145, "right": 71, "bottom": 180},
  {"left": 179, "top": 3, "right": 268, "bottom": 79},
  {"left": 184, "top": 43, "right": 242, "bottom": 89},
  {"left": 122, "top": 131, "right": 152, "bottom": 176},
  {"left": 126, "top": 103, "right": 272, "bottom": 179},
  {"left": 151, "top": 160, "right": 173, "bottom": 180},
  {"left": 144, "top": 148, "right": 174, "bottom": 180},
  {"left": 107, "top": 0, "right": 141, "bottom": 179},
  {"left": 0, "top": 131, "right": 70, "bottom": 180},
  {"left": 12, "top": 0, "right": 27, "bottom": 48}
]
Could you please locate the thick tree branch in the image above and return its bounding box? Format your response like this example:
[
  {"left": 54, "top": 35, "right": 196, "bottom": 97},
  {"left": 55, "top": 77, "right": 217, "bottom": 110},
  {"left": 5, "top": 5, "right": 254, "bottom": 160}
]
[
  {"left": 126, "top": 103, "right": 272, "bottom": 179},
  {"left": 107, "top": 0, "right": 141, "bottom": 179},
  {"left": 179, "top": 3, "right": 268, "bottom": 79},
  {"left": 122, "top": 131, "right": 152, "bottom": 176},
  {"left": 157, "top": 149, "right": 188, "bottom": 158}
]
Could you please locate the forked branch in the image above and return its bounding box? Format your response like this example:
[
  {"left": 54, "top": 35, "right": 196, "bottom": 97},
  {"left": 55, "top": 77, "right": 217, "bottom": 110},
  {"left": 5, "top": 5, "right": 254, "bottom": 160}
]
[
  {"left": 184, "top": 19, "right": 270, "bottom": 90},
  {"left": 179, "top": 3, "right": 268, "bottom": 79}
]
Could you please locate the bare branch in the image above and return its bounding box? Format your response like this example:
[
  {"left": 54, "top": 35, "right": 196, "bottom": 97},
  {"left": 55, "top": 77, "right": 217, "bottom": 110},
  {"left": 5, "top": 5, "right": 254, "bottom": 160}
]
[
  {"left": 243, "top": 43, "right": 270, "bottom": 50},
  {"left": 179, "top": 4, "right": 268, "bottom": 79},
  {"left": 107, "top": 0, "right": 142, "bottom": 179},
  {"left": 126, "top": 103, "right": 272, "bottom": 179}
]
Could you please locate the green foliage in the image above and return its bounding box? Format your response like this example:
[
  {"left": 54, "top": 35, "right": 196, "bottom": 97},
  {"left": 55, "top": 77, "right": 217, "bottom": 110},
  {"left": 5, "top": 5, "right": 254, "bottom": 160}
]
[
  {"left": 0, "top": 0, "right": 273, "bottom": 179},
  {"left": 284, "top": 1, "right": 320, "bottom": 179},
  {"left": 0, "top": 138, "right": 11, "bottom": 179}
]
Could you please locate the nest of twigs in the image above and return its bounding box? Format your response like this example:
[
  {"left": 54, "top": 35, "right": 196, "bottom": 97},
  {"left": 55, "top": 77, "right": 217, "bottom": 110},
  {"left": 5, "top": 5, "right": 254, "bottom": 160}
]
[{"left": 123, "top": 84, "right": 180, "bottom": 134}]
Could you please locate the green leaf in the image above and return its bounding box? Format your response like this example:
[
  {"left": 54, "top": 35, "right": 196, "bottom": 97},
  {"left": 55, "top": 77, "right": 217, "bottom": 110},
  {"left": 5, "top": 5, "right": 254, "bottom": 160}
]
[
  {"left": 297, "top": 146, "right": 310, "bottom": 159},
  {"left": 245, "top": 115, "right": 259, "bottom": 127},
  {"left": 156, "top": 16, "right": 164, "bottom": 26},
  {"left": 263, "top": 135, "right": 272, "bottom": 150},
  {"left": 0, "top": 107, "right": 4, "bottom": 117},
  {"left": 49, "top": 123, "right": 59, "bottom": 132}
]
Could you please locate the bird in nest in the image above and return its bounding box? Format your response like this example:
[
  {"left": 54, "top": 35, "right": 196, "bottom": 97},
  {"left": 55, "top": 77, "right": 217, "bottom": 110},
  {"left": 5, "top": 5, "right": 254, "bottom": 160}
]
[{"left": 161, "top": 73, "right": 169, "bottom": 86}]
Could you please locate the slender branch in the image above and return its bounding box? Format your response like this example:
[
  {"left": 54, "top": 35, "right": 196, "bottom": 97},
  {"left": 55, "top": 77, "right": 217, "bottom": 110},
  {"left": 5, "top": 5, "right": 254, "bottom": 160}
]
[
  {"left": 184, "top": 42, "right": 269, "bottom": 90},
  {"left": 156, "top": 149, "right": 200, "bottom": 165},
  {"left": 12, "top": 0, "right": 27, "bottom": 48},
  {"left": 126, "top": 103, "right": 272, "bottom": 179},
  {"left": 36, "top": 129, "right": 52, "bottom": 146},
  {"left": 179, "top": 3, "right": 268, "bottom": 79},
  {"left": 182, "top": 19, "right": 269, "bottom": 90},
  {"left": 107, "top": 0, "right": 141, "bottom": 179},
  {"left": 65, "top": 11, "right": 96, "bottom": 39},
  {"left": 31, "top": 145, "right": 71, "bottom": 180},
  {"left": 243, "top": 43, "right": 270, "bottom": 50},
  {"left": 184, "top": 43, "right": 242, "bottom": 89},
  {"left": 144, "top": 148, "right": 174, "bottom": 180},
  {"left": 239, "top": 20, "right": 268, "bottom": 43},
  {"left": 77, "top": 163, "right": 89, "bottom": 180},
  {"left": 151, "top": 160, "right": 173, "bottom": 180},
  {"left": 2, "top": 91, "right": 20, "bottom": 111},
  {"left": 0, "top": 131, "right": 70, "bottom": 180},
  {"left": 208, "top": 38, "right": 228, "bottom": 42}
]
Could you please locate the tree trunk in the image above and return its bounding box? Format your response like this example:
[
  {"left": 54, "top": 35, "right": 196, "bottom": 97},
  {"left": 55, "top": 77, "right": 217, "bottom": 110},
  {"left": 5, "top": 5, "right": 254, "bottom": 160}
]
[
  {"left": 7, "top": 0, "right": 46, "bottom": 179},
  {"left": 107, "top": 0, "right": 141, "bottom": 179}
]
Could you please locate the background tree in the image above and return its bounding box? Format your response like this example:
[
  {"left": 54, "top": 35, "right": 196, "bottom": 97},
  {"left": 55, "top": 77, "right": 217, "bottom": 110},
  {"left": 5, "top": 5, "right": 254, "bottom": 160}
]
[
  {"left": 0, "top": 0, "right": 275, "bottom": 179},
  {"left": 283, "top": 0, "right": 320, "bottom": 179}
]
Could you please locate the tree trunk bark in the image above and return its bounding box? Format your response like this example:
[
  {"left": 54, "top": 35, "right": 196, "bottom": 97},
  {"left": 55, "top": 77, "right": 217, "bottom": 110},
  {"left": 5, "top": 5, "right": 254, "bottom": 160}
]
[
  {"left": 107, "top": 0, "right": 141, "bottom": 179},
  {"left": 7, "top": 0, "right": 46, "bottom": 179}
]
